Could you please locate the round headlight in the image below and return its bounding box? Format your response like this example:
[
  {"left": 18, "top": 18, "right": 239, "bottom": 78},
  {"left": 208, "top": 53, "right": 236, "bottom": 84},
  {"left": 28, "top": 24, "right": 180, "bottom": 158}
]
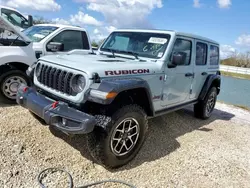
[
  {"left": 71, "top": 75, "right": 86, "bottom": 93},
  {"left": 35, "top": 63, "right": 41, "bottom": 77}
]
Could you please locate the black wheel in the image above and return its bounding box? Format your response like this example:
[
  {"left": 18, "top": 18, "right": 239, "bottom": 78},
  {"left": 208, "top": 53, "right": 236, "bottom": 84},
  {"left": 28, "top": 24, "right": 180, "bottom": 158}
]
[
  {"left": 0, "top": 70, "right": 30, "bottom": 104},
  {"left": 194, "top": 87, "right": 217, "bottom": 120},
  {"left": 87, "top": 104, "right": 148, "bottom": 169}
]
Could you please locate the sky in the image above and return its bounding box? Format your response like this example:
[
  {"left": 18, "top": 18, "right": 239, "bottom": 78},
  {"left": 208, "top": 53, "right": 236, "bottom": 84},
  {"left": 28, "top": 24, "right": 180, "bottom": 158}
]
[{"left": 0, "top": 0, "right": 249, "bottom": 58}]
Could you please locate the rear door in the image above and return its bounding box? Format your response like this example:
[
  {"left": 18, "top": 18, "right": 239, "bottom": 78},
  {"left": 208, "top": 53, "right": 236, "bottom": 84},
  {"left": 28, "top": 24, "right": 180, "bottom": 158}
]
[{"left": 190, "top": 40, "right": 209, "bottom": 100}]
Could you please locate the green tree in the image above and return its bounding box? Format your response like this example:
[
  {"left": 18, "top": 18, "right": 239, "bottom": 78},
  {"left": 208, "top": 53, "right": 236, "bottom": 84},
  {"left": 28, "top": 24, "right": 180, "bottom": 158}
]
[
  {"left": 91, "top": 40, "right": 99, "bottom": 47},
  {"left": 33, "top": 16, "right": 51, "bottom": 25}
]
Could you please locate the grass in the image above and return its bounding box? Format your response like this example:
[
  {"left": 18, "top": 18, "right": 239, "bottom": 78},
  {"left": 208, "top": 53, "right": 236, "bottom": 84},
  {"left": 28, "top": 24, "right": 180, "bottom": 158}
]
[
  {"left": 221, "top": 71, "right": 250, "bottom": 80},
  {"left": 235, "top": 105, "right": 250, "bottom": 111},
  {"left": 218, "top": 100, "right": 250, "bottom": 111}
]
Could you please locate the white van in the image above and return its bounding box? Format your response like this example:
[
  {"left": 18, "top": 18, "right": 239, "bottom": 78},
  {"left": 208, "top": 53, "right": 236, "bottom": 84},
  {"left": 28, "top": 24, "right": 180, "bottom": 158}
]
[{"left": 0, "top": 16, "right": 92, "bottom": 103}]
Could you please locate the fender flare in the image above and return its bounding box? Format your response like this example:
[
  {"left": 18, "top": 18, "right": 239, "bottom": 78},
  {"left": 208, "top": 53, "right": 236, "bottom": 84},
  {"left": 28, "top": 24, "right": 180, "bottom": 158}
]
[
  {"left": 198, "top": 74, "right": 221, "bottom": 100},
  {"left": 86, "top": 77, "right": 155, "bottom": 115}
]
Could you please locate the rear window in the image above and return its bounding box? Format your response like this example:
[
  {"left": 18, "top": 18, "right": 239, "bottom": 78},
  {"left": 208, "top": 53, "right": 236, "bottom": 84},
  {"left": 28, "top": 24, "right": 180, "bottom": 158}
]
[{"left": 210, "top": 45, "right": 219, "bottom": 65}]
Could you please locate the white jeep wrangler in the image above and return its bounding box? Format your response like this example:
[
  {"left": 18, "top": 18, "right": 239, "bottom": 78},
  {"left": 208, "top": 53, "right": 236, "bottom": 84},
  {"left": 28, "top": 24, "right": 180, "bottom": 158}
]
[
  {"left": 16, "top": 29, "right": 221, "bottom": 168},
  {"left": 0, "top": 16, "right": 92, "bottom": 103}
]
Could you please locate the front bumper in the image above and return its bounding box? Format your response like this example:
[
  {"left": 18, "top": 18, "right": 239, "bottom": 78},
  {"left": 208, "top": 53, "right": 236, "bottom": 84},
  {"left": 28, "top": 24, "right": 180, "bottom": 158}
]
[{"left": 16, "top": 84, "right": 96, "bottom": 135}]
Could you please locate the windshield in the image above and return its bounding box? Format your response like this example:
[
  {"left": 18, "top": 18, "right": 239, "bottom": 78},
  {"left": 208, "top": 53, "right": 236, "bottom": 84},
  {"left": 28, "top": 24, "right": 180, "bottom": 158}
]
[
  {"left": 100, "top": 31, "right": 171, "bottom": 59},
  {"left": 1, "top": 8, "right": 29, "bottom": 29},
  {"left": 23, "top": 25, "right": 59, "bottom": 42}
]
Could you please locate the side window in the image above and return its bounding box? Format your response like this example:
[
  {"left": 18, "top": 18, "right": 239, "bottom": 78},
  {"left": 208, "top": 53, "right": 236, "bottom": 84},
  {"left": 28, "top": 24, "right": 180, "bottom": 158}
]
[
  {"left": 171, "top": 38, "right": 192, "bottom": 66},
  {"left": 48, "top": 30, "right": 89, "bottom": 51},
  {"left": 210, "top": 45, "right": 219, "bottom": 65},
  {"left": 196, "top": 42, "right": 207, "bottom": 65}
]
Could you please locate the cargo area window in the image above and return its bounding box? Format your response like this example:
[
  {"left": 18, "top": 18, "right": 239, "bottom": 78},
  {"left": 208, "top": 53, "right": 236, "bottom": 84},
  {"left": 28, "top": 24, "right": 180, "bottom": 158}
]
[
  {"left": 210, "top": 45, "right": 219, "bottom": 65},
  {"left": 196, "top": 42, "right": 207, "bottom": 65}
]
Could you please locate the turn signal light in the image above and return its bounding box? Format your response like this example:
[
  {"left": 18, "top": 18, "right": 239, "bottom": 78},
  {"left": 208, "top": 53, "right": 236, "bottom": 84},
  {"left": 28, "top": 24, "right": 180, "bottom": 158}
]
[{"left": 106, "top": 92, "right": 117, "bottom": 99}]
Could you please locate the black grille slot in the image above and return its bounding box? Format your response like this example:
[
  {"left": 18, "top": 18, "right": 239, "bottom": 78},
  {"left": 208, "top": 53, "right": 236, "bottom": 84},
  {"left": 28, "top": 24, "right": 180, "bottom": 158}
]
[{"left": 37, "top": 63, "right": 75, "bottom": 95}]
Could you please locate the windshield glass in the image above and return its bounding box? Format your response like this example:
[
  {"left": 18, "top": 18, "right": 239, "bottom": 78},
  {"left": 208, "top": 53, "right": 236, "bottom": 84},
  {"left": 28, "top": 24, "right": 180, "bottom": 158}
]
[
  {"left": 23, "top": 25, "right": 59, "bottom": 42},
  {"left": 100, "top": 31, "right": 171, "bottom": 59},
  {"left": 1, "top": 8, "right": 29, "bottom": 29}
]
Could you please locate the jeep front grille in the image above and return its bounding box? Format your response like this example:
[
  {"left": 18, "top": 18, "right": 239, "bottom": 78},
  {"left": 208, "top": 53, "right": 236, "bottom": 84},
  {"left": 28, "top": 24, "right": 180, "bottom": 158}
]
[{"left": 37, "top": 63, "right": 74, "bottom": 95}]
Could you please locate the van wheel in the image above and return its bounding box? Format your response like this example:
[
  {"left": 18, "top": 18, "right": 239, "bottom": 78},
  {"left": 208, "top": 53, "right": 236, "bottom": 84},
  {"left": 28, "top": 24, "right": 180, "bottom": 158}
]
[
  {"left": 0, "top": 70, "right": 30, "bottom": 104},
  {"left": 87, "top": 105, "right": 148, "bottom": 169},
  {"left": 194, "top": 87, "right": 217, "bottom": 120}
]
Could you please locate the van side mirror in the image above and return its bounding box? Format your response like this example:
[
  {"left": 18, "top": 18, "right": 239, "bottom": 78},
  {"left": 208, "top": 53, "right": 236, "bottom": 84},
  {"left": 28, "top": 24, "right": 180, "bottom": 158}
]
[
  {"left": 28, "top": 15, "right": 33, "bottom": 27},
  {"left": 47, "top": 42, "right": 64, "bottom": 52},
  {"left": 168, "top": 52, "right": 186, "bottom": 68}
]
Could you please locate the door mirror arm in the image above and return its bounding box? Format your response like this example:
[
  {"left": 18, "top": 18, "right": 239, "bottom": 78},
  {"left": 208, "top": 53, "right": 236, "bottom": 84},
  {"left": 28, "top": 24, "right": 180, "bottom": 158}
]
[
  {"left": 167, "top": 61, "right": 177, "bottom": 68},
  {"left": 168, "top": 52, "right": 186, "bottom": 68}
]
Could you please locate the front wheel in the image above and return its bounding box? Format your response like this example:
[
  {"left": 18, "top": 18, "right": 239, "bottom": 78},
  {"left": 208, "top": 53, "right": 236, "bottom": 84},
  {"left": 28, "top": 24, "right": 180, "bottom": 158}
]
[
  {"left": 87, "top": 105, "right": 148, "bottom": 169},
  {"left": 194, "top": 87, "right": 217, "bottom": 120},
  {"left": 0, "top": 70, "right": 30, "bottom": 103}
]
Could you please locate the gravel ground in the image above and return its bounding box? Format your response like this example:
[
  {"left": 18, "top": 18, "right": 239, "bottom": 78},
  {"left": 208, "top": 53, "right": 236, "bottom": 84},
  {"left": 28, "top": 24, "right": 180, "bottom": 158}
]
[{"left": 1, "top": 102, "right": 250, "bottom": 188}]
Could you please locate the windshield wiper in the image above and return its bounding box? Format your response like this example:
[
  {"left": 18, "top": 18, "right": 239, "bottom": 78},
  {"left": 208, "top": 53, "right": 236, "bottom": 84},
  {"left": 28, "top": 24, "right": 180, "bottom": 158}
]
[
  {"left": 126, "top": 51, "right": 139, "bottom": 60},
  {"left": 118, "top": 50, "right": 146, "bottom": 61},
  {"left": 103, "top": 49, "right": 145, "bottom": 61},
  {"left": 105, "top": 48, "right": 116, "bottom": 58}
]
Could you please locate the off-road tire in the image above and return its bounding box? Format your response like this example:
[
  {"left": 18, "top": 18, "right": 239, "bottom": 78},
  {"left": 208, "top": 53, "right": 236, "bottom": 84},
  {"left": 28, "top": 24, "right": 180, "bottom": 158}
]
[
  {"left": 194, "top": 87, "right": 217, "bottom": 120},
  {"left": 0, "top": 70, "right": 30, "bottom": 104},
  {"left": 87, "top": 104, "right": 148, "bottom": 169}
]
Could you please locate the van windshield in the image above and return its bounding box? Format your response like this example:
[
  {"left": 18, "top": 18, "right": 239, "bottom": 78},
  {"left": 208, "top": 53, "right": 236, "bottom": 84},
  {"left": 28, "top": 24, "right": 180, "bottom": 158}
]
[
  {"left": 23, "top": 25, "right": 59, "bottom": 42},
  {"left": 100, "top": 31, "right": 171, "bottom": 59},
  {"left": 1, "top": 8, "right": 29, "bottom": 29}
]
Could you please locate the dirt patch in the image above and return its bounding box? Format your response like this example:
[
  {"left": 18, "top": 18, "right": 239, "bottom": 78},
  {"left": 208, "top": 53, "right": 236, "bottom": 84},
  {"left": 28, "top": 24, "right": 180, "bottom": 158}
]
[{"left": 1, "top": 102, "right": 250, "bottom": 187}]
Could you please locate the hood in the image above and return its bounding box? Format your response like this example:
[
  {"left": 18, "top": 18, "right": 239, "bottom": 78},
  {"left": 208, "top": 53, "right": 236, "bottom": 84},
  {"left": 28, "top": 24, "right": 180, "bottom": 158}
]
[
  {"left": 0, "top": 15, "right": 31, "bottom": 42},
  {"left": 40, "top": 53, "right": 161, "bottom": 77}
]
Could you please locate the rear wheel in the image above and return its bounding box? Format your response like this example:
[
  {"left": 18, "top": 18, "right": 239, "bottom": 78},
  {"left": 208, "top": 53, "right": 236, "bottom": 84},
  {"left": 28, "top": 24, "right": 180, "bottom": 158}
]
[
  {"left": 194, "top": 87, "right": 217, "bottom": 120},
  {"left": 0, "top": 70, "right": 30, "bottom": 103},
  {"left": 87, "top": 104, "right": 148, "bottom": 169}
]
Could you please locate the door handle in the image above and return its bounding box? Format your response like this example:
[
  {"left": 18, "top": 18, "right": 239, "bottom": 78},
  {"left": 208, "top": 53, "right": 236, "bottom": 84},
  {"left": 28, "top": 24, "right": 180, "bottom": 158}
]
[
  {"left": 201, "top": 72, "right": 208, "bottom": 76},
  {"left": 185, "top": 73, "right": 193, "bottom": 77}
]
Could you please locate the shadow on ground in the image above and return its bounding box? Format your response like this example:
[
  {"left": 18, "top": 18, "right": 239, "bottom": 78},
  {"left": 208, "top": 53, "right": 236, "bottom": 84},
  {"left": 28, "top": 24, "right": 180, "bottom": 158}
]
[
  {"left": 49, "top": 105, "right": 235, "bottom": 171},
  {"left": 0, "top": 101, "right": 16, "bottom": 108}
]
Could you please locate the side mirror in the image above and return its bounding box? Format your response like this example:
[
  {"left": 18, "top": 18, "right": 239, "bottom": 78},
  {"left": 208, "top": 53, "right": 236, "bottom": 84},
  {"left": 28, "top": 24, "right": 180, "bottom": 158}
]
[
  {"left": 21, "top": 20, "right": 25, "bottom": 28},
  {"left": 168, "top": 52, "right": 186, "bottom": 68},
  {"left": 28, "top": 15, "right": 33, "bottom": 27},
  {"left": 47, "top": 42, "right": 64, "bottom": 52}
]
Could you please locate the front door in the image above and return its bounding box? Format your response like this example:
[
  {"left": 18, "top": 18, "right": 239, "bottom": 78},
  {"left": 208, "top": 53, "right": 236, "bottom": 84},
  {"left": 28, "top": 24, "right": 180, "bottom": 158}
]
[
  {"left": 190, "top": 40, "right": 209, "bottom": 100},
  {"left": 44, "top": 30, "right": 90, "bottom": 56},
  {"left": 161, "top": 37, "right": 195, "bottom": 107}
]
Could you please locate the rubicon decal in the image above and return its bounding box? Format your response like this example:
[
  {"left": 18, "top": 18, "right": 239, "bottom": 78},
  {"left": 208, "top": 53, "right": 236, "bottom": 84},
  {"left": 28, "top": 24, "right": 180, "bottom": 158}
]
[{"left": 105, "top": 69, "right": 150, "bottom": 76}]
